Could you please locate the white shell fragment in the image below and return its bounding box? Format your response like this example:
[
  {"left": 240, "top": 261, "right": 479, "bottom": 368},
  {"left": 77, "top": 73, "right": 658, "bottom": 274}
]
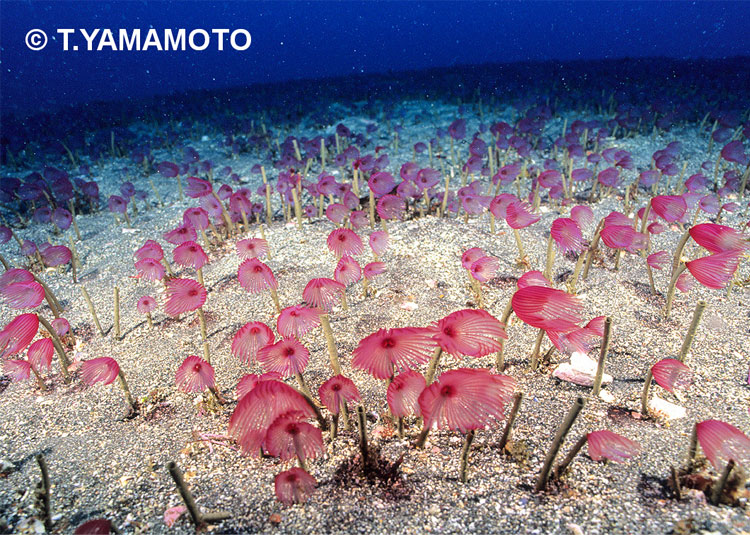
[
  {"left": 648, "top": 394, "right": 686, "bottom": 420},
  {"left": 400, "top": 301, "right": 418, "bottom": 311},
  {"left": 552, "top": 351, "right": 613, "bottom": 387}
]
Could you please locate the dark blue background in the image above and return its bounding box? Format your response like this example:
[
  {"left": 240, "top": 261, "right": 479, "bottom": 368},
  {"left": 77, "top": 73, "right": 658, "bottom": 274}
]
[{"left": 1, "top": 1, "right": 749, "bottom": 116}]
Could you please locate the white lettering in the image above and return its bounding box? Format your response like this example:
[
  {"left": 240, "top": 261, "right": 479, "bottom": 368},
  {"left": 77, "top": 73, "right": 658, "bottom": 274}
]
[
  {"left": 79, "top": 28, "right": 100, "bottom": 51},
  {"left": 231, "top": 29, "right": 251, "bottom": 50},
  {"left": 60, "top": 28, "right": 251, "bottom": 52},
  {"left": 143, "top": 28, "right": 163, "bottom": 51},
  {"left": 97, "top": 29, "right": 117, "bottom": 51},
  {"left": 57, "top": 29, "right": 74, "bottom": 51},
  {"left": 188, "top": 29, "right": 209, "bottom": 51},
  {"left": 212, "top": 29, "right": 229, "bottom": 51},
  {"left": 119, "top": 29, "right": 140, "bottom": 51},
  {"left": 164, "top": 29, "right": 185, "bottom": 51}
]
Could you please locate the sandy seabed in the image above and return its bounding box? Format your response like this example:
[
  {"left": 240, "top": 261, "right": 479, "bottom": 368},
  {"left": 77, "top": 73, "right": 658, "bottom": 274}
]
[{"left": 1, "top": 98, "right": 749, "bottom": 535}]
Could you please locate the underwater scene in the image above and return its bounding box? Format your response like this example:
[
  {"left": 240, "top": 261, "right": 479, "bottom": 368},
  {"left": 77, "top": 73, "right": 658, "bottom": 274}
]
[{"left": 1, "top": 1, "right": 750, "bottom": 533}]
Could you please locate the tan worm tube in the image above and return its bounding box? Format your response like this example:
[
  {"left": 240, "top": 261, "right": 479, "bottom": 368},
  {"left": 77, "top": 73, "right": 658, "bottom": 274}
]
[
  {"left": 38, "top": 315, "right": 70, "bottom": 383},
  {"left": 495, "top": 300, "right": 514, "bottom": 371},
  {"left": 513, "top": 228, "right": 526, "bottom": 263},
  {"left": 645, "top": 259, "right": 657, "bottom": 295},
  {"left": 711, "top": 460, "right": 735, "bottom": 505},
  {"left": 269, "top": 287, "right": 281, "bottom": 314},
  {"left": 664, "top": 264, "right": 687, "bottom": 319},
  {"left": 591, "top": 317, "right": 612, "bottom": 396},
  {"left": 319, "top": 314, "right": 341, "bottom": 375},
  {"left": 31, "top": 366, "right": 46, "bottom": 391},
  {"left": 291, "top": 188, "right": 303, "bottom": 230},
  {"left": 357, "top": 405, "right": 369, "bottom": 475},
  {"left": 553, "top": 434, "right": 588, "bottom": 479},
  {"left": 535, "top": 396, "right": 585, "bottom": 492},
  {"left": 67, "top": 236, "right": 80, "bottom": 283},
  {"left": 678, "top": 301, "right": 706, "bottom": 362},
  {"left": 641, "top": 368, "right": 653, "bottom": 416},
  {"left": 36, "top": 455, "right": 51, "bottom": 532},
  {"left": 32, "top": 274, "right": 62, "bottom": 319},
  {"left": 529, "top": 329, "right": 545, "bottom": 371},
  {"left": 368, "top": 190, "right": 375, "bottom": 229},
  {"left": 294, "top": 372, "right": 312, "bottom": 399},
  {"left": 424, "top": 347, "right": 443, "bottom": 385},
  {"left": 498, "top": 392, "right": 523, "bottom": 451},
  {"left": 567, "top": 252, "right": 586, "bottom": 294},
  {"left": 582, "top": 221, "right": 604, "bottom": 280},
  {"left": 167, "top": 461, "right": 231, "bottom": 528},
  {"left": 459, "top": 430, "right": 476, "bottom": 483},
  {"left": 113, "top": 286, "right": 120, "bottom": 340},
  {"left": 117, "top": 370, "right": 138, "bottom": 412},
  {"left": 80, "top": 286, "right": 104, "bottom": 336}
]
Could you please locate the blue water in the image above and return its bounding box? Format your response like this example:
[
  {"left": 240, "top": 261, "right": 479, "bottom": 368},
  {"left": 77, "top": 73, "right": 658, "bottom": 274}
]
[{"left": 1, "top": 1, "right": 749, "bottom": 116}]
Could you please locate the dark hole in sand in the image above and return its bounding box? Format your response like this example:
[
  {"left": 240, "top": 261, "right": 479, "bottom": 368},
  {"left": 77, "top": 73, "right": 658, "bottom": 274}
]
[
  {"left": 637, "top": 473, "right": 675, "bottom": 503},
  {"left": 607, "top": 405, "right": 656, "bottom": 426},
  {"left": 76, "top": 322, "right": 96, "bottom": 344},
  {"left": 158, "top": 316, "right": 184, "bottom": 330},
  {"left": 609, "top": 349, "right": 638, "bottom": 360},
  {"left": 143, "top": 401, "right": 176, "bottom": 422},
  {"left": 633, "top": 309, "right": 673, "bottom": 328},
  {"left": 554, "top": 269, "right": 573, "bottom": 284},
  {"left": 623, "top": 279, "right": 665, "bottom": 301},
  {"left": 189, "top": 309, "right": 218, "bottom": 328},
  {"left": 65, "top": 378, "right": 92, "bottom": 395},
  {"left": 529, "top": 478, "right": 574, "bottom": 498},
  {"left": 488, "top": 273, "right": 518, "bottom": 289},
  {"left": 0, "top": 375, "right": 10, "bottom": 395},
  {"left": 326, "top": 446, "right": 411, "bottom": 502},
  {"left": 77, "top": 268, "right": 100, "bottom": 283},
  {"left": 210, "top": 273, "right": 238, "bottom": 293},
  {"left": 564, "top": 249, "right": 586, "bottom": 263}
]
